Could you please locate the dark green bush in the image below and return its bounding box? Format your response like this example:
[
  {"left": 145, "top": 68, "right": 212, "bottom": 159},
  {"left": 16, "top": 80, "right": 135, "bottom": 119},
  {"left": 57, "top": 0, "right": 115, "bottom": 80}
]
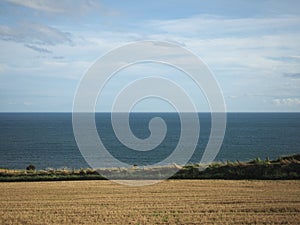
[{"left": 26, "top": 164, "right": 36, "bottom": 171}]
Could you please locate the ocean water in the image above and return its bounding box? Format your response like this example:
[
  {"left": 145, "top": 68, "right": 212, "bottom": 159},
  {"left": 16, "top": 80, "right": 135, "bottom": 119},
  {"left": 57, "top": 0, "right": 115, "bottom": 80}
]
[{"left": 0, "top": 113, "right": 299, "bottom": 169}]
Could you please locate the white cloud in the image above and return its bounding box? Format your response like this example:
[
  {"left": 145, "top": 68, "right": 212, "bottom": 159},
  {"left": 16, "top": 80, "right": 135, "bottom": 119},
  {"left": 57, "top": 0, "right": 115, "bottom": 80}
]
[
  {"left": 144, "top": 15, "right": 300, "bottom": 81},
  {"left": 25, "top": 44, "right": 52, "bottom": 53},
  {"left": 1, "top": 2, "right": 300, "bottom": 112},
  {"left": 147, "top": 15, "right": 300, "bottom": 37},
  {"left": 23, "top": 101, "right": 34, "bottom": 106},
  {"left": 0, "top": 23, "right": 73, "bottom": 46},
  {"left": 0, "top": 64, "right": 6, "bottom": 74},
  {"left": 4, "top": 0, "right": 102, "bottom": 15},
  {"left": 5, "top": 0, "right": 64, "bottom": 13},
  {"left": 273, "top": 98, "right": 300, "bottom": 106}
]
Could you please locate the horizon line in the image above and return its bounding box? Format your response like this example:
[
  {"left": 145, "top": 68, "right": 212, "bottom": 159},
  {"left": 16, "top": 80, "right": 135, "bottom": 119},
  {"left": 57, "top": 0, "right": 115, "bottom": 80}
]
[{"left": 0, "top": 111, "right": 299, "bottom": 113}]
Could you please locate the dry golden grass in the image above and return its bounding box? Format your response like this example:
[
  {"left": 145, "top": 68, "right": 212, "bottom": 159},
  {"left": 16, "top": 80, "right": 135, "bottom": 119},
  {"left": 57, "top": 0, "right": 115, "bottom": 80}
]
[{"left": 0, "top": 180, "right": 299, "bottom": 224}]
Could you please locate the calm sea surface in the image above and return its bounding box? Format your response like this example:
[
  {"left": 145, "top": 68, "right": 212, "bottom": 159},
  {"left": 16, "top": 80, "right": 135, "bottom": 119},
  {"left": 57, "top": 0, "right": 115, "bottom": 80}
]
[{"left": 0, "top": 113, "right": 299, "bottom": 169}]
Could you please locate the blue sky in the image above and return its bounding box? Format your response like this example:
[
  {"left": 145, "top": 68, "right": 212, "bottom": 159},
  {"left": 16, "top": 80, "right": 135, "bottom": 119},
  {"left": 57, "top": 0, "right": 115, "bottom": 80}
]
[{"left": 0, "top": 0, "right": 300, "bottom": 112}]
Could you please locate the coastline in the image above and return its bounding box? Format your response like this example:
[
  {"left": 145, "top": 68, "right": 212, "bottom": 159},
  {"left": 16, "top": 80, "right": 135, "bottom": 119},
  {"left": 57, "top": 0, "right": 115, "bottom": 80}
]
[{"left": 1, "top": 154, "right": 299, "bottom": 182}]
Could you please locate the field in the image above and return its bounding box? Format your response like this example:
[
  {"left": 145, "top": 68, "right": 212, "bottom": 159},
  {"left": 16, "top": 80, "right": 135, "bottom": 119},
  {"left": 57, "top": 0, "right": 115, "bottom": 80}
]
[{"left": 0, "top": 180, "right": 300, "bottom": 224}]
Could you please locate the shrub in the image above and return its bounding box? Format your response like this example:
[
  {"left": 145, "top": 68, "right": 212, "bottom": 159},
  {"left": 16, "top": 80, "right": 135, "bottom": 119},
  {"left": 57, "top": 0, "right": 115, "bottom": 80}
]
[{"left": 26, "top": 164, "right": 36, "bottom": 171}]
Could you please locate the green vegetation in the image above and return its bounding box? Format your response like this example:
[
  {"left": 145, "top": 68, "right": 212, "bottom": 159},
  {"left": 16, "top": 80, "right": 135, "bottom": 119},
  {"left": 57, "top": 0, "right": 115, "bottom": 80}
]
[
  {"left": 26, "top": 164, "right": 36, "bottom": 171},
  {"left": 174, "top": 154, "right": 300, "bottom": 179},
  {"left": 0, "top": 154, "right": 299, "bottom": 181},
  {"left": 0, "top": 168, "right": 104, "bottom": 182}
]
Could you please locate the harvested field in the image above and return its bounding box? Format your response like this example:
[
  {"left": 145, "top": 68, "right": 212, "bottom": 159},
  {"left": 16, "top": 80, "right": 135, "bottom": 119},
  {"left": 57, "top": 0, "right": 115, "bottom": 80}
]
[{"left": 0, "top": 180, "right": 300, "bottom": 224}]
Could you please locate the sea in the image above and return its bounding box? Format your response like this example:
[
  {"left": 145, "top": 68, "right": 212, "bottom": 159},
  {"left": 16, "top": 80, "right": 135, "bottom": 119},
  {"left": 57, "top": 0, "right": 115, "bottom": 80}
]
[{"left": 0, "top": 113, "right": 299, "bottom": 170}]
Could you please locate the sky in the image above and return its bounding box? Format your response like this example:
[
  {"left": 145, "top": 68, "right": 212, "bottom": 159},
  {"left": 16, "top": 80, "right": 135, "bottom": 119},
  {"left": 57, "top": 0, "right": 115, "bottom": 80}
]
[{"left": 0, "top": 0, "right": 300, "bottom": 112}]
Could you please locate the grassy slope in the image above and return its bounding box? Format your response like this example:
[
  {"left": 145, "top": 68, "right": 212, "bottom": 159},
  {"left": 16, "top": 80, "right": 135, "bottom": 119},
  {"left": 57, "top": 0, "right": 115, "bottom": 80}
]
[{"left": 0, "top": 154, "right": 299, "bottom": 181}]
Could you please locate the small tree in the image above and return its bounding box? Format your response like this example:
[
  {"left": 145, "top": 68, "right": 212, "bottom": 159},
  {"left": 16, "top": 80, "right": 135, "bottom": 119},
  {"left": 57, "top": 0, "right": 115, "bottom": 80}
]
[{"left": 26, "top": 164, "right": 36, "bottom": 171}]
